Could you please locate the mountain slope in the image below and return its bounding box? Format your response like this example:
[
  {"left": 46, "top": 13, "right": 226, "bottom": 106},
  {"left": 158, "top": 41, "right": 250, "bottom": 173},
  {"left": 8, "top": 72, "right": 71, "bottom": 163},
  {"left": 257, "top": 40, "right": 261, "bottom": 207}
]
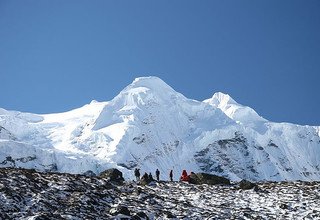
[
  {"left": 0, "top": 76, "right": 319, "bottom": 181},
  {"left": 2, "top": 167, "right": 319, "bottom": 219}
]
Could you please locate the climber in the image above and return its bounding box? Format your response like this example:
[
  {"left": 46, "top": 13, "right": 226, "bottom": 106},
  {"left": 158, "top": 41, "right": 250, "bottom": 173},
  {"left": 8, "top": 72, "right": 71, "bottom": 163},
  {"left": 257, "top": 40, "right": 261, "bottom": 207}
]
[
  {"left": 156, "top": 169, "right": 160, "bottom": 181},
  {"left": 148, "top": 172, "right": 154, "bottom": 181},
  {"left": 169, "top": 170, "right": 173, "bottom": 182},
  {"left": 134, "top": 168, "right": 140, "bottom": 181},
  {"left": 180, "top": 170, "right": 190, "bottom": 182}
]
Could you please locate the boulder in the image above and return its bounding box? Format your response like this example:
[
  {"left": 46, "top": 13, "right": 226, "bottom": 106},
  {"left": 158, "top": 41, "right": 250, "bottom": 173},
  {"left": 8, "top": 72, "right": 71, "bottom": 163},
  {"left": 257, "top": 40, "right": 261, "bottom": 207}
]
[
  {"left": 189, "top": 173, "right": 230, "bottom": 185},
  {"left": 239, "top": 179, "right": 258, "bottom": 190},
  {"left": 109, "top": 206, "right": 130, "bottom": 216},
  {"left": 99, "top": 168, "right": 124, "bottom": 183},
  {"left": 139, "top": 173, "right": 153, "bottom": 185},
  {"left": 132, "top": 211, "right": 149, "bottom": 220},
  {"left": 165, "top": 211, "right": 176, "bottom": 218},
  {"left": 83, "top": 170, "right": 96, "bottom": 177},
  {"left": 279, "top": 203, "right": 289, "bottom": 209},
  {"left": 188, "top": 173, "right": 201, "bottom": 184},
  {"left": 140, "top": 176, "right": 151, "bottom": 185}
]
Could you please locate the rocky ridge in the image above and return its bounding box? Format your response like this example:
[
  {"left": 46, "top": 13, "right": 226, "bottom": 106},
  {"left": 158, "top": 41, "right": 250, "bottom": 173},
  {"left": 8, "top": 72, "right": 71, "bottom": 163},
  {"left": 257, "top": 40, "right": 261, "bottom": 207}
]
[{"left": 1, "top": 168, "right": 319, "bottom": 219}]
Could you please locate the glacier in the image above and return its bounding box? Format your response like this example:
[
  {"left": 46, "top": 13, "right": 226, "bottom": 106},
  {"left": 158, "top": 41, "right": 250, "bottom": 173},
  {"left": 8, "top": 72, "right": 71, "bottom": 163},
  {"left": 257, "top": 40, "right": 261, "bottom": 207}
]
[{"left": 0, "top": 76, "right": 319, "bottom": 181}]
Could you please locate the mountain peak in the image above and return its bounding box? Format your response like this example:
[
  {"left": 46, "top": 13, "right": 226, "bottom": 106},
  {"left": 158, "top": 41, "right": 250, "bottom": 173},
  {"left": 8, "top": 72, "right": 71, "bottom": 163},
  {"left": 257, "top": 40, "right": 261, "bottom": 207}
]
[
  {"left": 204, "top": 92, "right": 267, "bottom": 128},
  {"left": 110, "top": 76, "right": 182, "bottom": 107},
  {"left": 122, "top": 76, "right": 176, "bottom": 95},
  {"left": 93, "top": 76, "right": 184, "bottom": 130},
  {"left": 205, "top": 92, "right": 238, "bottom": 107},
  {"left": 132, "top": 76, "right": 166, "bottom": 86}
]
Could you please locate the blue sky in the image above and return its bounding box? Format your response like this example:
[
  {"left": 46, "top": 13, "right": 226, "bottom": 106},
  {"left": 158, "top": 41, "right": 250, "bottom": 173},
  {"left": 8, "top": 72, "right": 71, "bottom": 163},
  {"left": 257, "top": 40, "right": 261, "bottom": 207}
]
[{"left": 0, "top": 0, "right": 319, "bottom": 125}]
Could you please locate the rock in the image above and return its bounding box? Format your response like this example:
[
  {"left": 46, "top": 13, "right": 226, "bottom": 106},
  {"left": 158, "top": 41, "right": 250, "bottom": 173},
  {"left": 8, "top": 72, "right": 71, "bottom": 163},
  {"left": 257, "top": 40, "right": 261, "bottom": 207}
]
[
  {"left": 33, "top": 213, "right": 63, "bottom": 219},
  {"left": 44, "top": 163, "right": 58, "bottom": 172},
  {"left": 165, "top": 211, "right": 176, "bottom": 218},
  {"left": 133, "top": 188, "right": 142, "bottom": 196},
  {"left": 132, "top": 211, "right": 149, "bottom": 220},
  {"left": 2, "top": 167, "right": 320, "bottom": 219},
  {"left": 109, "top": 206, "right": 131, "bottom": 216},
  {"left": 239, "top": 179, "right": 258, "bottom": 190},
  {"left": 188, "top": 173, "right": 201, "bottom": 184},
  {"left": 99, "top": 168, "right": 124, "bottom": 183},
  {"left": 140, "top": 173, "right": 152, "bottom": 185},
  {"left": 140, "top": 179, "right": 150, "bottom": 186},
  {"left": 280, "top": 203, "right": 289, "bottom": 209},
  {"left": 189, "top": 172, "right": 230, "bottom": 185},
  {"left": 83, "top": 170, "right": 96, "bottom": 177}
]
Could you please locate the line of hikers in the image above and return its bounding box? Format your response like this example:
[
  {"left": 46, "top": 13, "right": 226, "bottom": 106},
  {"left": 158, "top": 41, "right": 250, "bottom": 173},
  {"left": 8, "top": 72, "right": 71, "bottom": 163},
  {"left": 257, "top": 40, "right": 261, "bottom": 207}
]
[{"left": 134, "top": 168, "right": 191, "bottom": 182}]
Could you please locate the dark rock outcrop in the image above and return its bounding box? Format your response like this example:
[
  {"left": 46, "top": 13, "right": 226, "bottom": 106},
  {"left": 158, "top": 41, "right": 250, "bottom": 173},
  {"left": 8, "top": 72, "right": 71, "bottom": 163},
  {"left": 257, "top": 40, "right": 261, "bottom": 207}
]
[
  {"left": 239, "top": 179, "right": 258, "bottom": 190},
  {"left": 109, "top": 205, "right": 131, "bottom": 216},
  {"left": 189, "top": 172, "right": 230, "bottom": 185},
  {"left": 100, "top": 168, "right": 124, "bottom": 183},
  {"left": 140, "top": 172, "right": 153, "bottom": 185},
  {"left": 132, "top": 212, "right": 149, "bottom": 220},
  {"left": 280, "top": 203, "right": 289, "bottom": 209},
  {"left": 83, "top": 170, "right": 96, "bottom": 177}
]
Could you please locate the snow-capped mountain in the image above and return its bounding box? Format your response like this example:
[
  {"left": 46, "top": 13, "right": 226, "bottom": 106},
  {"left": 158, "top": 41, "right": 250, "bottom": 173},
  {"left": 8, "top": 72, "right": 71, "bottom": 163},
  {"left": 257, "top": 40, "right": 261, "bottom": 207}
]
[{"left": 0, "top": 76, "right": 319, "bottom": 181}]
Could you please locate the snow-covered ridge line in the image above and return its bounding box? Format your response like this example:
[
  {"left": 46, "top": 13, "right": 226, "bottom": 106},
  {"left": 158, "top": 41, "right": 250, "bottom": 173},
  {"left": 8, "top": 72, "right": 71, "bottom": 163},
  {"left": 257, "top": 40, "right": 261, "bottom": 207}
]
[{"left": 0, "top": 76, "right": 319, "bottom": 181}]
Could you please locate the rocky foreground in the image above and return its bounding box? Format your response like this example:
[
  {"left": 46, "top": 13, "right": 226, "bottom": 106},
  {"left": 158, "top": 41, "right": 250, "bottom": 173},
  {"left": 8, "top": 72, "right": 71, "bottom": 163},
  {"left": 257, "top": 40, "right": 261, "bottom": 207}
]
[{"left": 0, "top": 168, "right": 320, "bottom": 220}]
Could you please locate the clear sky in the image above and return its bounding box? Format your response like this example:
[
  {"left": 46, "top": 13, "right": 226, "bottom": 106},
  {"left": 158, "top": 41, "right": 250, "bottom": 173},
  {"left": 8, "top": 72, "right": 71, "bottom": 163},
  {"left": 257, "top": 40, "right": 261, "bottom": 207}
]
[{"left": 0, "top": 0, "right": 319, "bottom": 125}]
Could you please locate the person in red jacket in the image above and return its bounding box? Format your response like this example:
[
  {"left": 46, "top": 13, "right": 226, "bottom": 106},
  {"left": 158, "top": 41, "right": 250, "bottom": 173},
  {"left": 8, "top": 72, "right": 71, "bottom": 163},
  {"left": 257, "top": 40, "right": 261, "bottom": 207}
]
[{"left": 180, "top": 170, "right": 190, "bottom": 182}]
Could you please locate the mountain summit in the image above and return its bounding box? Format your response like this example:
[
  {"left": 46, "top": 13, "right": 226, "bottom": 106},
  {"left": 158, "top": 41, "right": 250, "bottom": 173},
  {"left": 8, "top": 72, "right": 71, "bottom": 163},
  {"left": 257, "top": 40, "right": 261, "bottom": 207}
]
[
  {"left": 204, "top": 92, "right": 267, "bottom": 131},
  {"left": 0, "top": 76, "right": 319, "bottom": 181}
]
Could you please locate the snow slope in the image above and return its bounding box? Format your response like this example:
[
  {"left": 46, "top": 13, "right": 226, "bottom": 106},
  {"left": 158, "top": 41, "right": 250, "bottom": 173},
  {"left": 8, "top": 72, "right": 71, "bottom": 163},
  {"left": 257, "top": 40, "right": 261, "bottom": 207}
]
[{"left": 0, "top": 76, "right": 319, "bottom": 181}]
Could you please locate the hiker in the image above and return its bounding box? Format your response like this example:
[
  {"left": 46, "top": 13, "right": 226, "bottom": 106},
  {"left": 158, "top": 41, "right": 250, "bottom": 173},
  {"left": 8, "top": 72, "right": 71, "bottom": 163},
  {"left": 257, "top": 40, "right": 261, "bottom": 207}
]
[
  {"left": 156, "top": 169, "right": 160, "bottom": 181},
  {"left": 134, "top": 168, "right": 140, "bottom": 181},
  {"left": 180, "top": 170, "right": 190, "bottom": 182},
  {"left": 169, "top": 170, "right": 173, "bottom": 182},
  {"left": 148, "top": 172, "right": 154, "bottom": 181}
]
